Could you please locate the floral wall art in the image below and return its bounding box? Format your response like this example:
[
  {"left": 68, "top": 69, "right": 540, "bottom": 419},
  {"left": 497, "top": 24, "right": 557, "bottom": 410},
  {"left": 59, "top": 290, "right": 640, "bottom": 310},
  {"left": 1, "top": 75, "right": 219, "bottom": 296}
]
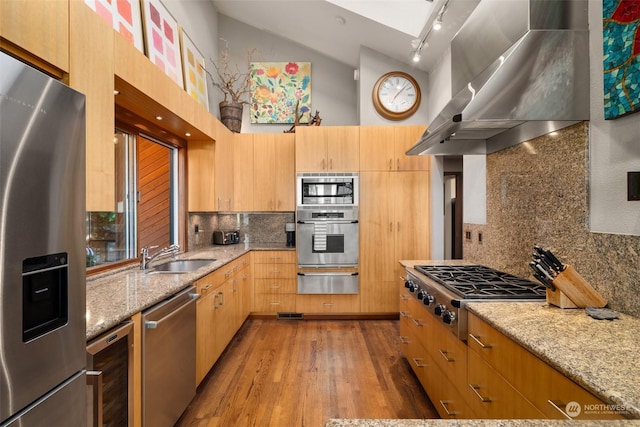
[
  {"left": 603, "top": 0, "right": 640, "bottom": 119},
  {"left": 250, "top": 62, "right": 311, "bottom": 124}
]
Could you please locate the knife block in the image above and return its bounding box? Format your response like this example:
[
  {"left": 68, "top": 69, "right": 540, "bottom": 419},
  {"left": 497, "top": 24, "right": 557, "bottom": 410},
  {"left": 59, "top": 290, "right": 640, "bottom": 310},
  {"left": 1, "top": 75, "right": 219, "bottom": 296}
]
[{"left": 546, "top": 265, "right": 607, "bottom": 309}]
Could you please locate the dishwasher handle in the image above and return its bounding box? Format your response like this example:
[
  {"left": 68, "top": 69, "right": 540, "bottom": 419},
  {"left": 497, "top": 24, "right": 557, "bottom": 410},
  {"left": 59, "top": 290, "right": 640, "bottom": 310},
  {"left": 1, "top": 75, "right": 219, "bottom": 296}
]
[{"left": 145, "top": 292, "right": 199, "bottom": 329}]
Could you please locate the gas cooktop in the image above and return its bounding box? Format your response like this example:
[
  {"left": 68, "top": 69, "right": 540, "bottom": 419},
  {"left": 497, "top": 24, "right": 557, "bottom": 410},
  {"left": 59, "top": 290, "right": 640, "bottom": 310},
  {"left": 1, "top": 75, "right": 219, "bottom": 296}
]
[{"left": 414, "top": 265, "right": 546, "bottom": 300}]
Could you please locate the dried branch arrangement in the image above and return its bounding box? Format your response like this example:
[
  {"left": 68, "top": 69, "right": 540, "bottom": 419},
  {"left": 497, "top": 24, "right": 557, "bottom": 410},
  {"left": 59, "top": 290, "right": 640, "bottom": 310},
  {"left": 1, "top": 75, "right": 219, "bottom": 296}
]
[{"left": 207, "top": 38, "right": 257, "bottom": 104}]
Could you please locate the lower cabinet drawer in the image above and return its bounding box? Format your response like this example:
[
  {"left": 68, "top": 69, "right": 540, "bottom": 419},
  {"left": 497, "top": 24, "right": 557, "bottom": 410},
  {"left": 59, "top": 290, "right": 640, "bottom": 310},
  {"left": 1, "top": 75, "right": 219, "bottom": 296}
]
[
  {"left": 253, "top": 293, "right": 296, "bottom": 312},
  {"left": 467, "top": 348, "right": 544, "bottom": 419},
  {"left": 295, "top": 294, "right": 360, "bottom": 313}
]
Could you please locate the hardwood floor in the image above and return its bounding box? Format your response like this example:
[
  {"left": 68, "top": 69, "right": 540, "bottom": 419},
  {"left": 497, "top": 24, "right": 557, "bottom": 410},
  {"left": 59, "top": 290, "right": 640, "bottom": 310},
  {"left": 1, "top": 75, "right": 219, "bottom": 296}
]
[{"left": 176, "top": 318, "right": 438, "bottom": 427}]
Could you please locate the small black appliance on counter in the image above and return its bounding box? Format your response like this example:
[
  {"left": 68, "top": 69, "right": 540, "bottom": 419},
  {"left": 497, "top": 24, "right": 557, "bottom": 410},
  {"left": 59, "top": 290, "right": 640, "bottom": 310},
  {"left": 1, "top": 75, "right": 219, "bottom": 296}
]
[
  {"left": 213, "top": 230, "right": 240, "bottom": 245},
  {"left": 285, "top": 222, "right": 295, "bottom": 247}
]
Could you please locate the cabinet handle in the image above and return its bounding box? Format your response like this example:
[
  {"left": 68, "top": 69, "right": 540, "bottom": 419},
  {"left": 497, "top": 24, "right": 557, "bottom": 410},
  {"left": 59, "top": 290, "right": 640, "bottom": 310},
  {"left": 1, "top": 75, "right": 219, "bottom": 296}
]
[
  {"left": 213, "top": 293, "right": 220, "bottom": 310},
  {"left": 400, "top": 294, "right": 410, "bottom": 301},
  {"left": 269, "top": 256, "right": 281, "bottom": 261},
  {"left": 200, "top": 284, "right": 212, "bottom": 294},
  {"left": 439, "top": 400, "right": 458, "bottom": 417},
  {"left": 270, "top": 285, "right": 281, "bottom": 289},
  {"left": 397, "top": 221, "right": 400, "bottom": 233},
  {"left": 469, "top": 333, "right": 492, "bottom": 349},
  {"left": 439, "top": 349, "right": 455, "bottom": 362},
  {"left": 397, "top": 158, "right": 401, "bottom": 170},
  {"left": 269, "top": 301, "right": 281, "bottom": 305},
  {"left": 270, "top": 270, "right": 281, "bottom": 274},
  {"left": 389, "top": 158, "right": 392, "bottom": 170},
  {"left": 322, "top": 159, "right": 326, "bottom": 170},
  {"left": 329, "top": 158, "right": 333, "bottom": 170},
  {"left": 323, "top": 303, "right": 334, "bottom": 307},
  {"left": 412, "top": 318, "right": 424, "bottom": 327},
  {"left": 389, "top": 222, "right": 393, "bottom": 233},
  {"left": 469, "top": 384, "right": 492, "bottom": 403},
  {"left": 399, "top": 311, "right": 410, "bottom": 318},
  {"left": 412, "top": 357, "right": 427, "bottom": 368},
  {"left": 87, "top": 370, "right": 103, "bottom": 427},
  {"left": 547, "top": 400, "right": 574, "bottom": 420},
  {"left": 399, "top": 336, "right": 410, "bottom": 344},
  {"left": 399, "top": 275, "right": 406, "bottom": 281}
]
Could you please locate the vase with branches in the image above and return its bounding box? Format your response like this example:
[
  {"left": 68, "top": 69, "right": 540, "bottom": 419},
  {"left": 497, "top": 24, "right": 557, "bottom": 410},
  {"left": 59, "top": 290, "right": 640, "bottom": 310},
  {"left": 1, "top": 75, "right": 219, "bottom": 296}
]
[{"left": 208, "top": 38, "right": 257, "bottom": 132}]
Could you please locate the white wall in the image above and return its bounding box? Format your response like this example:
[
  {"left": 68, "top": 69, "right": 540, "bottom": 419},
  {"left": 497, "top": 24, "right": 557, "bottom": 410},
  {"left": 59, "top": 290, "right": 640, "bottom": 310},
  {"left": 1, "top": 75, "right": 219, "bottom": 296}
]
[
  {"left": 217, "top": 16, "right": 358, "bottom": 132},
  {"left": 588, "top": 0, "right": 640, "bottom": 235},
  {"left": 163, "top": 0, "right": 220, "bottom": 112}
]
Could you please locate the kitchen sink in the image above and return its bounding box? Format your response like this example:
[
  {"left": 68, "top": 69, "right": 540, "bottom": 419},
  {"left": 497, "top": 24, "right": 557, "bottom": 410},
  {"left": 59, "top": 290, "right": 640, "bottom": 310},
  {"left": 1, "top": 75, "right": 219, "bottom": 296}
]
[{"left": 150, "top": 259, "right": 215, "bottom": 273}]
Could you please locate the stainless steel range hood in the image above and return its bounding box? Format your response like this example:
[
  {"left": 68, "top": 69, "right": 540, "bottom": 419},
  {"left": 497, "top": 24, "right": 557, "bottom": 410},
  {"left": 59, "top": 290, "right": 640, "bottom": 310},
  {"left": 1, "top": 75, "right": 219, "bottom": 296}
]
[{"left": 407, "top": 0, "right": 589, "bottom": 156}]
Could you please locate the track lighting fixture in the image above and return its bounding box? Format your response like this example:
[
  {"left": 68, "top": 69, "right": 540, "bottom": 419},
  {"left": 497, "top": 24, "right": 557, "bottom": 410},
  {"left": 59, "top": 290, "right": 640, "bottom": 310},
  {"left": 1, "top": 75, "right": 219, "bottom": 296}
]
[{"left": 410, "top": 0, "right": 450, "bottom": 62}]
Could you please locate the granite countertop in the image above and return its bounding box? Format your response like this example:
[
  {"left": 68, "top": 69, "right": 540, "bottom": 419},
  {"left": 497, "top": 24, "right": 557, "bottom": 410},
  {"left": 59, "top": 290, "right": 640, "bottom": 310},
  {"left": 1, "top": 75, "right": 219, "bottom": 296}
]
[
  {"left": 86, "top": 243, "right": 293, "bottom": 340},
  {"left": 466, "top": 302, "right": 640, "bottom": 419}
]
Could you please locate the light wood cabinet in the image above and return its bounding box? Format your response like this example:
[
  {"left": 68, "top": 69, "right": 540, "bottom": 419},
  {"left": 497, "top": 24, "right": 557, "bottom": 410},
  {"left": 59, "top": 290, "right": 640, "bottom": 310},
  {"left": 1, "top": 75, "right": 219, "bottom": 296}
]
[
  {"left": 213, "top": 133, "right": 253, "bottom": 211},
  {"left": 195, "top": 254, "right": 251, "bottom": 385},
  {"left": 295, "top": 126, "right": 359, "bottom": 172},
  {"left": 0, "top": 0, "right": 69, "bottom": 74},
  {"left": 252, "top": 251, "right": 297, "bottom": 313},
  {"left": 187, "top": 140, "right": 216, "bottom": 211},
  {"left": 295, "top": 294, "right": 360, "bottom": 313},
  {"left": 359, "top": 126, "right": 428, "bottom": 171},
  {"left": 253, "top": 133, "right": 295, "bottom": 211},
  {"left": 69, "top": 1, "right": 115, "bottom": 212},
  {"left": 360, "top": 171, "right": 430, "bottom": 312},
  {"left": 398, "top": 280, "right": 473, "bottom": 419},
  {"left": 467, "top": 313, "right": 625, "bottom": 420}
]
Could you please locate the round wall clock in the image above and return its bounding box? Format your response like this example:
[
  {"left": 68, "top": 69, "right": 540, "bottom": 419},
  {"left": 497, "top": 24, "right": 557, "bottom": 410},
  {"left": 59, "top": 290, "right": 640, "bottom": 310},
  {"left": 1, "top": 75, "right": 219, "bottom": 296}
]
[{"left": 372, "top": 71, "right": 421, "bottom": 120}]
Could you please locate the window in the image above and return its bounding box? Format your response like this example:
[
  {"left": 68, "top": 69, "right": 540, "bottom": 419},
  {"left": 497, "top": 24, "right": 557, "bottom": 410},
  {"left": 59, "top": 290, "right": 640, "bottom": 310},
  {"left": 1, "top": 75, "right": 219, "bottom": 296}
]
[{"left": 86, "top": 129, "right": 178, "bottom": 268}]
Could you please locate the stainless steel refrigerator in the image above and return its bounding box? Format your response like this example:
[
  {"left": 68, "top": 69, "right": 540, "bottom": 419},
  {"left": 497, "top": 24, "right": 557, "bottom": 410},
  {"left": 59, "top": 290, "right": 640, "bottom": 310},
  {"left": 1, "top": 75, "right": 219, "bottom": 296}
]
[{"left": 1, "top": 51, "right": 87, "bottom": 426}]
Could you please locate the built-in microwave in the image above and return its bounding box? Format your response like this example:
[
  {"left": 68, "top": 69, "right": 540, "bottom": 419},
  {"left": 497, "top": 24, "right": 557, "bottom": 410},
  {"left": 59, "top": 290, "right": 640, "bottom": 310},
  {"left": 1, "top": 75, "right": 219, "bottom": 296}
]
[{"left": 296, "top": 172, "right": 358, "bottom": 208}]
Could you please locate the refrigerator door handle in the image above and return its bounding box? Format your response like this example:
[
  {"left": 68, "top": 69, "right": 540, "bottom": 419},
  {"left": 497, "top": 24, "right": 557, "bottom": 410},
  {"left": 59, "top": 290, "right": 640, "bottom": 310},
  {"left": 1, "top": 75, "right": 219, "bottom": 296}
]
[{"left": 86, "top": 370, "right": 103, "bottom": 427}]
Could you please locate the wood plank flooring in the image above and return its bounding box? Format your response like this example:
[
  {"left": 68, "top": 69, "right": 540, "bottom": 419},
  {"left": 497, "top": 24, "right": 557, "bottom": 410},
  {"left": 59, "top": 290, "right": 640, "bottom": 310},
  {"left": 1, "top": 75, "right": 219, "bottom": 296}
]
[{"left": 176, "top": 318, "right": 438, "bottom": 427}]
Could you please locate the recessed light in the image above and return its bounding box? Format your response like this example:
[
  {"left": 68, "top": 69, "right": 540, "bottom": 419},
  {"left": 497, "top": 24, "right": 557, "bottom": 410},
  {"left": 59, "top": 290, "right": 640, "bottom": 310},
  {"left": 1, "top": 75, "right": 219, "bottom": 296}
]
[
  {"left": 155, "top": 116, "right": 163, "bottom": 120},
  {"left": 113, "top": 90, "right": 120, "bottom": 95},
  {"left": 185, "top": 132, "right": 191, "bottom": 137}
]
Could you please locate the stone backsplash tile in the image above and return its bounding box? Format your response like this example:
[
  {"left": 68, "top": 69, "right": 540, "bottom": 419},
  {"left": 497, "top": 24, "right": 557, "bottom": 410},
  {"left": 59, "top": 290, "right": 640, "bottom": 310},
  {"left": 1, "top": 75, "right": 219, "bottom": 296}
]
[
  {"left": 188, "top": 212, "right": 294, "bottom": 249},
  {"left": 463, "top": 122, "right": 640, "bottom": 317}
]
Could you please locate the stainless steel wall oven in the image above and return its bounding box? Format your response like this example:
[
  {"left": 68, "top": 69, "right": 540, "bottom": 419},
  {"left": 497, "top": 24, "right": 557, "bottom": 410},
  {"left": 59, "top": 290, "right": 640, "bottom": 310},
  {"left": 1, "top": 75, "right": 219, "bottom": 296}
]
[{"left": 296, "top": 173, "right": 359, "bottom": 294}]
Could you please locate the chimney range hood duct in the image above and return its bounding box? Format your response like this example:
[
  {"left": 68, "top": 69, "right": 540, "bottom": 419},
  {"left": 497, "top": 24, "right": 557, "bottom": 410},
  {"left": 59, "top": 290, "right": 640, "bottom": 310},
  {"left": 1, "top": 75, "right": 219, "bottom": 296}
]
[{"left": 407, "top": 0, "right": 589, "bottom": 156}]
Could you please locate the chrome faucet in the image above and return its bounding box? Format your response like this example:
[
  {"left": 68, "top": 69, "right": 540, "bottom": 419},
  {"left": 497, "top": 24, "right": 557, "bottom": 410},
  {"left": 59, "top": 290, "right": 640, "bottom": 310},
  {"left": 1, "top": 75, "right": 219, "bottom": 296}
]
[{"left": 140, "top": 244, "right": 180, "bottom": 270}]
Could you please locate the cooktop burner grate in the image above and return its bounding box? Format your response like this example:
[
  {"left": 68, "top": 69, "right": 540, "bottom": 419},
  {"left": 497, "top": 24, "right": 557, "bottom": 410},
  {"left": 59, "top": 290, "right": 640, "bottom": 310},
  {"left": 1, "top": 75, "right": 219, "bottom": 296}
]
[{"left": 414, "top": 265, "right": 546, "bottom": 299}]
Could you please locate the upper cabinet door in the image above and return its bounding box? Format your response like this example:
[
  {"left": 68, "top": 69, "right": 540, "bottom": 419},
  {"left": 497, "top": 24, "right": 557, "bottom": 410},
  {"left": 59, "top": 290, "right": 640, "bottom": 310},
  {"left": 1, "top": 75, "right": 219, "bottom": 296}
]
[
  {"left": 359, "top": 126, "right": 395, "bottom": 171},
  {"left": 69, "top": 1, "right": 115, "bottom": 212},
  {"left": 233, "top": 134, "right": 254, "bottom": 211},
  {"left": 394, "top": 126, "right": 429, "bottom": 171},
  {"left": 325, "top": 126, "right": 359, "bottom": 172},
  {"left": 360, "top": 125, "right": 429, "bottom": 172},
  {"left": 0, "top": 0, "right": 70, "bottom": 73},
  {"left": 253, "top": 133, "right": 295, "bottom": 211},
  {"left": 295, "top": 126, "right": 359, "bottom": 172},
  {"left": 295, "top": 127, "right": 327, "bottom": 172}
]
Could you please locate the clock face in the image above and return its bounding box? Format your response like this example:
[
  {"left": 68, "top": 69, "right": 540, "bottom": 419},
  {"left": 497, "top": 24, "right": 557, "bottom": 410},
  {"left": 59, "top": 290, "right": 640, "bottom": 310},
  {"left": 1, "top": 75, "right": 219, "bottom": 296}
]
[{"left": 373, "top": 72, "right": 421, "bottom": 120}]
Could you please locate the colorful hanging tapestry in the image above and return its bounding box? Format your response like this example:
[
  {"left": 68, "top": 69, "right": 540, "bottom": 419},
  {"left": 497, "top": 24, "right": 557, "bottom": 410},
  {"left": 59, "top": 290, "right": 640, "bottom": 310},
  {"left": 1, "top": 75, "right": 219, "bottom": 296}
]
[
  {"left": 250, "top": 62, "right": 311, "bottom": 124},
  {"left": 603, "top": 0, "right": 640, "bottom": 119}
]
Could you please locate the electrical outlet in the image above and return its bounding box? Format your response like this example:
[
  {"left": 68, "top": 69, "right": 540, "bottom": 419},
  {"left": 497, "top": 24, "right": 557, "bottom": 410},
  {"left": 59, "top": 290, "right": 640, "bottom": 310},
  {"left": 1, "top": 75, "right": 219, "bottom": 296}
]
[
  {"left": 478, "top": 231, "right": 483, "bottom": 244},
  {"left": 194, "top": 224, "right": 199, "bottom": 233},
  {"left": 628, "top": 171, "right": 640, "bottom": 201},
  {"left": 465, "top": 231, "right": 472, "bottom": 241}
]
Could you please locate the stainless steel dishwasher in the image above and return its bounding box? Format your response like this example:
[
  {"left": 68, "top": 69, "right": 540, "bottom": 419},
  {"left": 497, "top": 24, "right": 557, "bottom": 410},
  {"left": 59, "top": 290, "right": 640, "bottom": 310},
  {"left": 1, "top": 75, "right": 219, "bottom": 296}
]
[{"left": 142, "top": 285, "right": 199, "bottom": 427}]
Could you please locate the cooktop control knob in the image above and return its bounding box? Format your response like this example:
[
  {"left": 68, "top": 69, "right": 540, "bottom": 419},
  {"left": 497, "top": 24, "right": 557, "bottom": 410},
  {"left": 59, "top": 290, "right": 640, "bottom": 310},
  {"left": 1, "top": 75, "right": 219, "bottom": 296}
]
[
  {"left": 404, "top": 279, "right": 412, "bottom": 289},
  {"left": 416, "top": 290, "right": 425, "bottom": 300},
  {"left": 434, "top": 304, "right": 446, "bottom": 316},
  {"left": 422, "top": 294, "right": 434, "bottom": 306},
  {"left": 443, "top": 310, "right": 456, "bottom": 325}
]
